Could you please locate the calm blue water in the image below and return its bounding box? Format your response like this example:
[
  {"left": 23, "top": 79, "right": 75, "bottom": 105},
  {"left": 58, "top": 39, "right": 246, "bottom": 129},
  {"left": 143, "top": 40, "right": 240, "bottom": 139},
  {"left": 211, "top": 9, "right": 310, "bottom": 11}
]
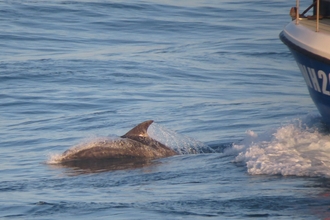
[{"left": 2, "top": 0, "right": 330, "bottom": 219}]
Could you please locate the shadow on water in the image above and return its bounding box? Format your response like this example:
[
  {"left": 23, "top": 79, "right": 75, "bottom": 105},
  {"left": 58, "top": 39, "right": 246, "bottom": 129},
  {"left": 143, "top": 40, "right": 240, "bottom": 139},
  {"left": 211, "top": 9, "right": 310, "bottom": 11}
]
[{"left": 49, "top": 158, "right": 160, "bottom": 175}]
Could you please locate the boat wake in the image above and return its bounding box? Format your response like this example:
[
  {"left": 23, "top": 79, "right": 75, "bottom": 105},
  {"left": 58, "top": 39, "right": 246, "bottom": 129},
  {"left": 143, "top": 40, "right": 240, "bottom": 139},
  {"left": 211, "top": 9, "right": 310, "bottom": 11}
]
[{"left": 229, "top": 113, "right": 330, "bottom": 178}]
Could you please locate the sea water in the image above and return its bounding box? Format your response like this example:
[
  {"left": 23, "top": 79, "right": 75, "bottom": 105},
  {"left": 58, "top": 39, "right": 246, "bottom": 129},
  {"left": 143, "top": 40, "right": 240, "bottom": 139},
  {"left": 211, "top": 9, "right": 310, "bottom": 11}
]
[{"left": 1, "top": 0, "right": 330, "bottom": 219}]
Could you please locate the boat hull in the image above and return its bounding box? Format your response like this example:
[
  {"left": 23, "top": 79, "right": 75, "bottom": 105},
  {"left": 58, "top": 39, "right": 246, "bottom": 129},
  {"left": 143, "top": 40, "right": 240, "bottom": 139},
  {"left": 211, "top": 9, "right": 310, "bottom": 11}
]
[{"left": 280, "top": 31, "right": 330, "bottom": 125}]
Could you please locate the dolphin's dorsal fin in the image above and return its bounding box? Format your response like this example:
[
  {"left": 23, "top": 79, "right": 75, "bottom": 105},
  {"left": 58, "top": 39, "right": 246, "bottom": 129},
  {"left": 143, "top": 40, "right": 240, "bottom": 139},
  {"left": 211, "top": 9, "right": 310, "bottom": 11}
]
[{"left": 121, "top": 120, "right": 154, "bottom": 138}]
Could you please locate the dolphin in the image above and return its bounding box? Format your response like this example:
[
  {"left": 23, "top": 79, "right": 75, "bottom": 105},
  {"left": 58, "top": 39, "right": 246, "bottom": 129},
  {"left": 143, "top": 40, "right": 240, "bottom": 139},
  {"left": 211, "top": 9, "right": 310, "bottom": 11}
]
[{"left": 58, "top": 120, "right": 177, "bottom": 163}]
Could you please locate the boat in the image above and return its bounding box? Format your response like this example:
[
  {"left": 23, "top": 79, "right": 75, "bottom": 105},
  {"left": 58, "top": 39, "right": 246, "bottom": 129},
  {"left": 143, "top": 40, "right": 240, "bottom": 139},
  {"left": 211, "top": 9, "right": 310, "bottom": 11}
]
[{"left": 280, "top": 0, "right": 330, "bottom": 125}]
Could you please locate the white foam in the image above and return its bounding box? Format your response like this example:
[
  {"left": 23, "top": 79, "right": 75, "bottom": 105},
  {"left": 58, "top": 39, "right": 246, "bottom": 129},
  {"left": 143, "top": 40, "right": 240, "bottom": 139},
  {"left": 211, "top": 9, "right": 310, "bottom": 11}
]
[
  {"left": 148, "top": 122, "right": 214, "bottom": 154},
  {"left": 231, "top": 114, "right": 330, "bottom": 177}
]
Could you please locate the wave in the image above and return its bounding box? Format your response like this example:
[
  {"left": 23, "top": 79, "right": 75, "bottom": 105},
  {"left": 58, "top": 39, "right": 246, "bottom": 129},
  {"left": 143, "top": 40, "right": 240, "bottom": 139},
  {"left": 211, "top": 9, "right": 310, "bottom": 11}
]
[{"left": 229, "top": 113, "right": 330, "bottom": 178}]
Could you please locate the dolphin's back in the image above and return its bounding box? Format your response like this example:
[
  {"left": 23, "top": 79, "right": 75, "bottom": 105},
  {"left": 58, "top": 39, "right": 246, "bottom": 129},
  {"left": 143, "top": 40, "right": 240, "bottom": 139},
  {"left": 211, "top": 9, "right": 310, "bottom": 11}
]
[{"left": 60, "top": 120, "right": 177, "bottom": 162}]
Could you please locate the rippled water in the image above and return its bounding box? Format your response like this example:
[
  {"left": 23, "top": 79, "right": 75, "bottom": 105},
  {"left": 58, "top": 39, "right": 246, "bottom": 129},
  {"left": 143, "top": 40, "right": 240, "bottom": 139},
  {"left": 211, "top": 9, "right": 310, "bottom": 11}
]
[{"left": 2, "top": 0, "right": 330, "bottom": 219}]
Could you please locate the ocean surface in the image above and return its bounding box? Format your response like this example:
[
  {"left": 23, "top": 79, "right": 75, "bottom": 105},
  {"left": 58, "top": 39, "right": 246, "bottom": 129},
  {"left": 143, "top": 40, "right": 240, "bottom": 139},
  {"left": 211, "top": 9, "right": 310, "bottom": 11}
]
[{"left": 2, "top": 0, "right": 330, "bottom": 219}]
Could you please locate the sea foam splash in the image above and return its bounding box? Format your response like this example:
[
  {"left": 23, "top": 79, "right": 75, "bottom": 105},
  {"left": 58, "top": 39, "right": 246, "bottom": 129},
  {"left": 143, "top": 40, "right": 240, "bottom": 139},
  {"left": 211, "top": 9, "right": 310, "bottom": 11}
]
[
  {"left": 230, "top": 114, "right": 330, "bottom": 177},
  {"left": 146, "top": 122, "right": 214, "bottom": 154}
]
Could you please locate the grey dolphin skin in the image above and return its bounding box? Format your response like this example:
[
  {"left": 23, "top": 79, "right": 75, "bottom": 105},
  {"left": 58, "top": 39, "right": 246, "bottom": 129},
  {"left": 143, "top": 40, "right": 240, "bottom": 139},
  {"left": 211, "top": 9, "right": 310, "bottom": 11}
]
[{"left": 60, "top": 120, "right": 177, "bottom": 163}]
